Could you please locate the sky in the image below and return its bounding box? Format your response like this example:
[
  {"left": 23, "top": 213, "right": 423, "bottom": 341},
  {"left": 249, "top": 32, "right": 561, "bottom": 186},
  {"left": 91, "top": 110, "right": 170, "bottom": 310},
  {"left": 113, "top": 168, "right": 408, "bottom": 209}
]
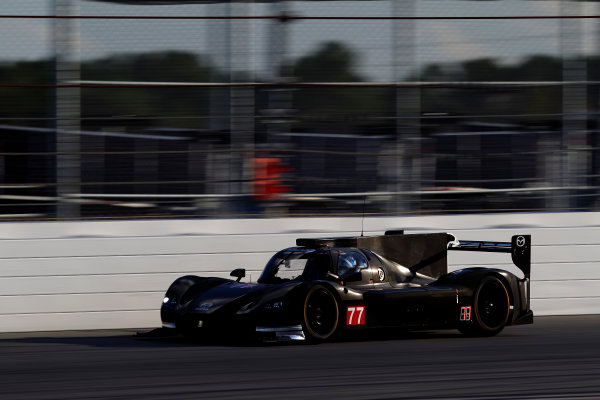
[{"left": 0, "top": 0, "right": 598, "bottom": 81}]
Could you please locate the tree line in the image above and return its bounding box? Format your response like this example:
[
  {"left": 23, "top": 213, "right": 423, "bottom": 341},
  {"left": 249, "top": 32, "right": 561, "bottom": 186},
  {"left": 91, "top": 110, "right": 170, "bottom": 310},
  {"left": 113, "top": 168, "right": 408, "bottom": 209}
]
[{"left": 1, "top": 41, "right": 596, "bottom": 133}]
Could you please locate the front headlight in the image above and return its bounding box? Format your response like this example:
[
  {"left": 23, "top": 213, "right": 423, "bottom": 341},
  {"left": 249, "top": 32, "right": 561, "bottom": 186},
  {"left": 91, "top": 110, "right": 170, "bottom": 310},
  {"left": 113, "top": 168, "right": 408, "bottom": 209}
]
[{"left": 162, "top": 296, "right": 177, "bottom": 306}]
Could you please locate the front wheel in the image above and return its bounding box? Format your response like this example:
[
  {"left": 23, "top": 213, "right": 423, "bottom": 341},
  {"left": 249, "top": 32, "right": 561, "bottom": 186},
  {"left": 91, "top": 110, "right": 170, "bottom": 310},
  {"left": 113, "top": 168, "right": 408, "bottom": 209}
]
[
  {"left": 302, "top": 284, "right": 340, "bottom": 342},
  {"left": 460, "top": 276, "right": 510, "bottom": 337}
]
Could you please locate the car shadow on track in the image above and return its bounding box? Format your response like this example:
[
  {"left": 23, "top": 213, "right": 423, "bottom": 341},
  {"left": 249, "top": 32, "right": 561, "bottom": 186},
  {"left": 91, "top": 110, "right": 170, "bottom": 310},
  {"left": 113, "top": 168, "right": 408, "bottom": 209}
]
[
  {"left": 132, "top": 326, "right": 467, "bottom": 347},
  {"left": 1, "top": 326, "right": 519, "bottom": 349}
]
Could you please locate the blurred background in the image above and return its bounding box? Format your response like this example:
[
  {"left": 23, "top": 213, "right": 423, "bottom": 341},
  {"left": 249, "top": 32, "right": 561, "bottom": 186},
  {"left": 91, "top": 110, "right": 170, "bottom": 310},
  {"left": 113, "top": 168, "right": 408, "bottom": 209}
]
[{"left": 0, "top": 0, "right": 599, "bottom": 220}]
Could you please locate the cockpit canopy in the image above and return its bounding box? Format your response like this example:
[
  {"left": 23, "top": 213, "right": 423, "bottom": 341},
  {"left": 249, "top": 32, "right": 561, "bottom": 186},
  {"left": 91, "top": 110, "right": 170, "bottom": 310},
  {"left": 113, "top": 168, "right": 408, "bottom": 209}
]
[
  {"left": 258, "top": 247, "right": 369, "bottom": 284},
  {"left": 257, "top": 246, "right": 422, "bottom": 285}
]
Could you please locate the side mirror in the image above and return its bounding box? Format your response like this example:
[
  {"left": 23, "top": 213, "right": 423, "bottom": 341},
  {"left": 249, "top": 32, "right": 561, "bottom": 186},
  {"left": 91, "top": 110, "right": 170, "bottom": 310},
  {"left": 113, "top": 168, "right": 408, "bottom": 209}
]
[{"left": 230, "top": 268, "right": 246, "bottom": 282}]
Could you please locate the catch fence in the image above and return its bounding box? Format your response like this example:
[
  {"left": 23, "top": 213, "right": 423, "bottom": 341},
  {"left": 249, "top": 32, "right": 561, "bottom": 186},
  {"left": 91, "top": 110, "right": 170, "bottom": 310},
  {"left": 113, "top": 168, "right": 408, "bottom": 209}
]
[{"left": 0, "top": 0, "right": 598, "bottom": 219}]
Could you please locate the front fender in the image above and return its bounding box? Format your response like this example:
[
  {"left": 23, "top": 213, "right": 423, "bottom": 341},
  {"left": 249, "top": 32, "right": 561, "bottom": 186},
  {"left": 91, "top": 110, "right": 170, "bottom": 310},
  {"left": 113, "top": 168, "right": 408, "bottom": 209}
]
[{"left": 163, "top": 275, "right": 231, "bottom": 307}]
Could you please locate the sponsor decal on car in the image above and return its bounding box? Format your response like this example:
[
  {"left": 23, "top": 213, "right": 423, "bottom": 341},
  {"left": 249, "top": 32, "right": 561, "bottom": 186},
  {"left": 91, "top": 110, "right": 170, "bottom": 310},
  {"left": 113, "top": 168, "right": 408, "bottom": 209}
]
[
  {"left": 195, "top": 303, "right": 214, "bottom": 312},
  {"left": 346, "top": 306, "right": 366, "bottom": 326},
  {"left": 460, "top": 306, "right": 472, "bottom": 321}
]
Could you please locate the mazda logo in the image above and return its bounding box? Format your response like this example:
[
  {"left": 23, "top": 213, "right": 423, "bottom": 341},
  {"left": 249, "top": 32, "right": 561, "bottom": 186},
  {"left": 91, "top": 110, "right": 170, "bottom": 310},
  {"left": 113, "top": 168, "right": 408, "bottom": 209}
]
[{"left": 516, "top": 236, "right": 526, "bottom": 247}]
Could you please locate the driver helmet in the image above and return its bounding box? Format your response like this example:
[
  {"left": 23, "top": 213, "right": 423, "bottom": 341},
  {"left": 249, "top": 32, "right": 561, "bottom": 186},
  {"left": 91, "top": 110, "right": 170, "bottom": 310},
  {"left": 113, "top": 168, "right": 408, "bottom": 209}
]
[{"left": 339, "top": 254, "right": 357, "bottom": 276}]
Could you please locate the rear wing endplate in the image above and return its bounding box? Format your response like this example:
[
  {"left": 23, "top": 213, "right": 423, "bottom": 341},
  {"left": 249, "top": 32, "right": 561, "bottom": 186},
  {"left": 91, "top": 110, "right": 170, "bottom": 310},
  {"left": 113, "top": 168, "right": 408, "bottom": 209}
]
[{"left": 447, "top": 234, "right": 531, "bottom": 279}]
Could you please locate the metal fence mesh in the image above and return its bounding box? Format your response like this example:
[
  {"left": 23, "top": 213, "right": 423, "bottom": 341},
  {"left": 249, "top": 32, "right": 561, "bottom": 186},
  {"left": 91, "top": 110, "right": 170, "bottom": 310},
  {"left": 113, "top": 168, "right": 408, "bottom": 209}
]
[{"left": 0, "top": 0, "right": 599, "bottom": 219}]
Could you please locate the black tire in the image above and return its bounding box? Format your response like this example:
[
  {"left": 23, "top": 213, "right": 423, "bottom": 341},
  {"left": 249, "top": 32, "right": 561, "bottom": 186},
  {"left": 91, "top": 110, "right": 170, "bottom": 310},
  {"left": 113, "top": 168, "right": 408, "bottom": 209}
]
[
  {"left": 460, "top": 276, "right": 510, "bottom": 337},
  {"left": 302, "top": 284, "right": 340, "bottom": 342}
]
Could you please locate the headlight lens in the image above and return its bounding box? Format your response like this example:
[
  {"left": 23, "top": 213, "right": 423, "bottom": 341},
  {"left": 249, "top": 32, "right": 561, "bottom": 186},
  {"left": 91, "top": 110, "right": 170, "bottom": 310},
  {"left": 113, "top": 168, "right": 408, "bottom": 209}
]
[{"left": 162, "top": 296, "right": 177, "bottom": 306}]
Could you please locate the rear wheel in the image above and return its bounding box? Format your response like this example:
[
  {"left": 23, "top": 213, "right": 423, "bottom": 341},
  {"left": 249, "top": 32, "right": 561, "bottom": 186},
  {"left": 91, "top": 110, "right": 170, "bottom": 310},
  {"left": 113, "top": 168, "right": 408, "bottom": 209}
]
[
  {"left": 460, "top": 276, "right": 510, "bottom": 336},
  {"left": 302, "top": 284, "right": 340, "bottom": 342}
]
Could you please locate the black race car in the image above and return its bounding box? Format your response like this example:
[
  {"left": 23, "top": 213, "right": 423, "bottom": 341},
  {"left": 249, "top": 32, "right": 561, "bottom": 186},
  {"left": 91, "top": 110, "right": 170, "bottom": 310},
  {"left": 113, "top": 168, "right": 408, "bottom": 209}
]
[{"left": 160, "top": 231, "right": 533, "bottom": 342}]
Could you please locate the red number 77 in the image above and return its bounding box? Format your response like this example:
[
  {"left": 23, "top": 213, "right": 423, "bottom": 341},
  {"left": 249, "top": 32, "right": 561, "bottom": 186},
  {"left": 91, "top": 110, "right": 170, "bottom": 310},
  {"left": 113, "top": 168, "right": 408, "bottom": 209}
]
[{"left": 346, "top": 306, "right": 365, "bottom": 325}]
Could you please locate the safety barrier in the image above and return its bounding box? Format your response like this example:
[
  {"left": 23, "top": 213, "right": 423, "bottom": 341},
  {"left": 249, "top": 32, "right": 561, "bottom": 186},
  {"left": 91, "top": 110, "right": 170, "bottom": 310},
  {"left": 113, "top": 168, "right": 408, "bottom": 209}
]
[{"left": 0, "top": 212, "right": 598, "bottom": 332}]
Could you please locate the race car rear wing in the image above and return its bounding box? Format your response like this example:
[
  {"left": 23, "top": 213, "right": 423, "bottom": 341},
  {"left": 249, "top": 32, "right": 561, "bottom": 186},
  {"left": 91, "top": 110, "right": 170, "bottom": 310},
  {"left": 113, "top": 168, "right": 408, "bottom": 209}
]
[{"left": 447, "top": 234, "right": 531, "bottom": 280}]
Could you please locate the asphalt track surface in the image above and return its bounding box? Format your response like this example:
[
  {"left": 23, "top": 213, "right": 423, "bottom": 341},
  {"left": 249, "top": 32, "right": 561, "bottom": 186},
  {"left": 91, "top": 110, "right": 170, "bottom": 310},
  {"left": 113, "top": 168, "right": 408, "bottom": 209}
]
[{"left": 1, "top": 315, "right": 600, "bottom": 400}]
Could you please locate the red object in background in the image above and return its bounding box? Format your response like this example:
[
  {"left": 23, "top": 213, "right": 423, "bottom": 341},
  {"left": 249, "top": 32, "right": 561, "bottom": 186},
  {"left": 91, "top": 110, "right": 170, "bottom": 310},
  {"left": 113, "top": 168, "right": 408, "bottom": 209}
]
[{"left": 252, "top": 157, "right": 292, "bottom": 201}]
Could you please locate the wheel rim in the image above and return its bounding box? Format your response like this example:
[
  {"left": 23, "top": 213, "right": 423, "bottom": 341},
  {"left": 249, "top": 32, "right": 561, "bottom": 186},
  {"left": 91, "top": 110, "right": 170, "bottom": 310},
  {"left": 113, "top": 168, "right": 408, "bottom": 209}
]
[
  {"left": 476, "top": 279, "right": 509, "bottom": 331},
  {"left": 304, "top": 288, "right": 338, "bottom": 339}
]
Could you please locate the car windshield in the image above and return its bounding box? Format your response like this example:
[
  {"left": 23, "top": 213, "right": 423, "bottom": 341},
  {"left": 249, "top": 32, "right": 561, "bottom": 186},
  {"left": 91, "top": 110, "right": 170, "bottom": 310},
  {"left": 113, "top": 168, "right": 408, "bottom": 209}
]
[{"left": 258, "top": 248, "right": 331, "bottom": 283}]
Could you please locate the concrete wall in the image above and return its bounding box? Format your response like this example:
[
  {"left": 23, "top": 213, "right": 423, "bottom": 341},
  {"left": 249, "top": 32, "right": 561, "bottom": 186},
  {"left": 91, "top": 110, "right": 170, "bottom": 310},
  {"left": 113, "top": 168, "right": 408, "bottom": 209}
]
[{"left": 1, "top": 212, "right": 599, "bottom": 333}]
